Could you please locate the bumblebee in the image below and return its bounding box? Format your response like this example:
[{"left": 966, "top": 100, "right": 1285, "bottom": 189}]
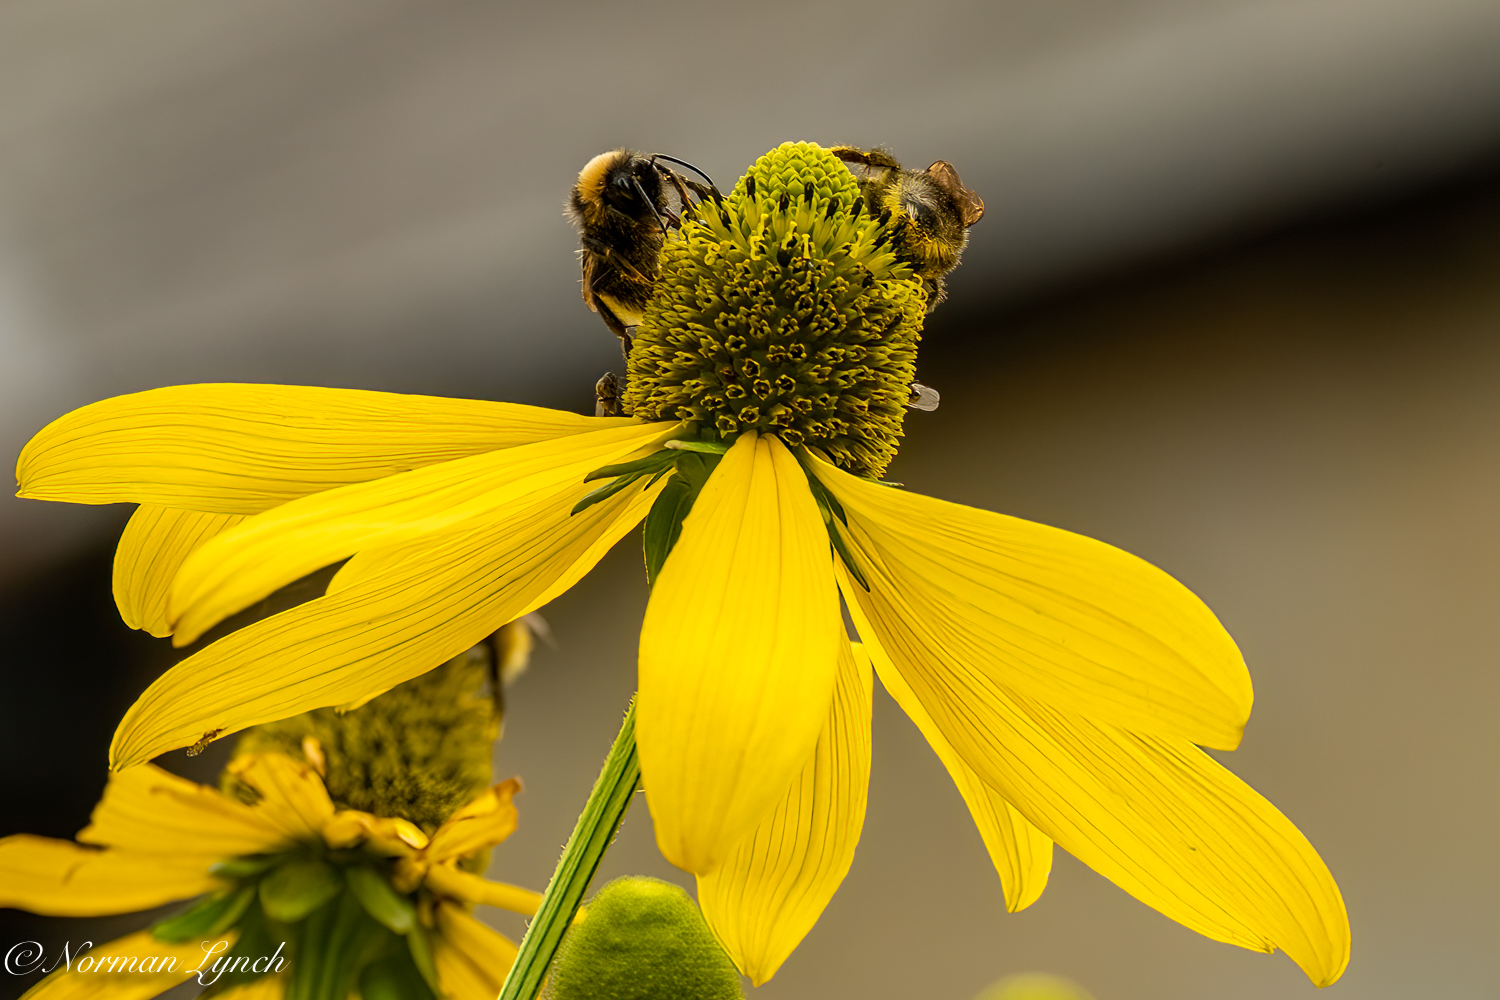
[
  {"left": 830, "top": 145, "right": 985, "bottom": 311},
  {"left": 565, "top": 149, "right": 719, "bottom": 351}
]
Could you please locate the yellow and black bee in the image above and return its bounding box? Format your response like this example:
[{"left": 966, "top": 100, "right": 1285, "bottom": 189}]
[
  {"left": 565, "top": 149, "right": 719, "bottom": 352},
  {"left": 830, "top": 146, "right": 985, "bottom": 311}
]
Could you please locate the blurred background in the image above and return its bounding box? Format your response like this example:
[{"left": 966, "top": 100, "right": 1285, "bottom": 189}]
[{"left": 2, "top": 0, "right": 1498, "bottom": 997}]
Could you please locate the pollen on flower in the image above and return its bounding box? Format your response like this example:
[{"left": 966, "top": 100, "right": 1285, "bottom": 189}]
[{"left": 624, "top": 141, "right": 926, "bottom": 478}]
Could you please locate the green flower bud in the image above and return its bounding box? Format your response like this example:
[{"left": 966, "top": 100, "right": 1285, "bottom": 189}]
[{"left": 543, "top": 876, "right": 743, "bottom": 1000}]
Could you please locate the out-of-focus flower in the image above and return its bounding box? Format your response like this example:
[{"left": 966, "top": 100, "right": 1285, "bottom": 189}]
[
  {"left": 973, "top": 973, "right": 1095, "bottom": 1000},
  {"left": 0, "top": 652, "right": 539, "bottom": 1000}
]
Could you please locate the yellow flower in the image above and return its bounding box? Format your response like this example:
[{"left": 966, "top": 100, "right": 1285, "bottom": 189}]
[
  {"left": 14, "top": 143, "right": 1349, "bottom": 988},
  {"left": 0, "top": 753, "right": 539, "bottom": 1000}
]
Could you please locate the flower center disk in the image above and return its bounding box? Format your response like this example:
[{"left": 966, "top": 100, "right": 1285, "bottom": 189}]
[{"left": 625, "top": 141, "right": 927, "bottom": 478}]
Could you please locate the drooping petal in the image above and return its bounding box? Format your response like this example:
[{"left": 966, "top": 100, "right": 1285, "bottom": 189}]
[
  {"left": 219, "top": 754, "right": 336, "bottom": 840},
  {"left": 638, "top": 433, "right": 843, "bottom": 875},
  {"left": 77, "top": 763, "right": 296, "bottom": 860},
  {"left": 867, "top": 632, "right": 1052, "bottom": 913},
  {"left": 812, "top": 453, "right": 1252, "bottom": 751},
  {"left": 109, "top": 476, "right": 661, "bottom": 770},
  {"left": 15, "top": 929, "right": 236, "bottom": 999},
  {"left": 424, "top": 865, "right": 541, "bottom": 916},
  {"left": 845, "top": 583, "right": 1350, "bottom": 987},
  {"left": 425, "top": 779, "right": 521, "bottom": 864},
  {"left": 113, "top": 505, "right": 245, "bottom": 637},
  {"left": 696, "top": 638, "right": 872, "bottom": 985},
  {"left": 432, "top": 900, "right": 517, "bottom": 1000},
  {"left": 0, "top": 835, "right": 216, "bottom": 916},
  {"left": 167, "top": 421, "right": 673, "bottom": 644},
  {"left": 17, "top": 382, "right": 629, "bottom": 513}
]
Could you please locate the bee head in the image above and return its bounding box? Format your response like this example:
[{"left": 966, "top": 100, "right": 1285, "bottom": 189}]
[
  {"left": 890, "top": 161, "right": 985, "bottom": 278},
  {"left": 570, "top": 149, "right": 668, "bottom": 229}
]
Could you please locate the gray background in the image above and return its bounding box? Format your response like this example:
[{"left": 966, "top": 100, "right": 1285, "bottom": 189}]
[{"left": 2, "top": 1, "right": 1498, "bottom": 997}]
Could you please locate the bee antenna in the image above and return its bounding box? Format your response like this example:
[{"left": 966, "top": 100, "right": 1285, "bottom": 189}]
[
  {"left": 651, "top": 154, "right": 717, "bottom": 190},
  {"left": 631, "top": 175, "right": 672, "bottom": 234}
]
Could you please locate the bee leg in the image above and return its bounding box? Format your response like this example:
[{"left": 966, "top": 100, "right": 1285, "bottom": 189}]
[
  {"left": 595, "top": 372, "right": 621, "bottom": 417},
  {"left": 630, "top": 175, "right": 674, "bottom": 234},
  {"left": 661, "top": 170, "right": 696, "bottom": 223}
]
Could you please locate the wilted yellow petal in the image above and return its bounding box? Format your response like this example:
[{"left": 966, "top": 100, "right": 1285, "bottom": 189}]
[
  {"left": 17, "top": 929, "right": 235, "bottom": 999},
  {"left": 0, "top": 835, "right": 216, "bottom": 916},
  {"left": 109, "top": 475, "right": 661, "bottom": 770},
  {"left": 847, "top": 580, "right": 1349, "bottom": 986},
  {"left": 424, "top": 865, "right": 541, "bottom": 916},
  {"left": 867, "top": 632, "right": 1052, "bottom": 913},
  {"left": 76, "top": 764, "right": 293, "bottom": 860},
  {"left": 17, "top": 383, "right": 629, "bottom": 512},
  {"left": 433, "top": 900, "right": 517, "bottom": 1000},
  {"left": 426, "top": 778, "right": 522, "bottom": 863},
  {"left": 638, "top": 433, "right": 843, "bottom": 874},
  {"left": 697, "top": 638, "right": 872, "bottom": 985},
  {"left": 812, "top": 453, "right": 1252, "bottom": 751},
  {"left": 168, "top": 421, "right": 674, "bottom": 645},
  {"left": 113, "top": 505, "right": 246, "bottom": 637},
  {"left": 221, "top": 754, "right": 335, "bottom": 840}
]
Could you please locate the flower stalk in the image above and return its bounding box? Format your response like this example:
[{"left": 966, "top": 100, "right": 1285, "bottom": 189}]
[{"left": 498, "top": 700, "right": 642, "bottom": 1000}]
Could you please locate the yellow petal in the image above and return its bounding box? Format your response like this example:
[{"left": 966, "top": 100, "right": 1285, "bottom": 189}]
[
  {"left": 217, "top": 975, "right": 286, "bottom": 999},
  {"left": 638, "top": 432, "right": 843, "bottom": 875},
  {"left": 17, "top": 928, "right": 236, "bottom": 999},
  {"left": 17, "top": 383, "right": 632, "bottom": 512},
  {"left": 322, "top": 811, "right": 427, "bottom": 855},
  {"left": 109, "top": 474, "right": 661, "bottom": 769},
  {"left": 847, "top": 585, "right": 1349, "bottom": 986},
  {"left": 77, "top": 763, "right": 296, "bottom": 860},
  {"left": 812, "top": 453, "right": 1252, "bottom": 751},
  {"left": 113, "top": 505, "right": 246, "bottom": 636},
  {"left": 432, "top": 900, "right": 517, "bottom": 1000},
  {"left": 426, "top": 778, "right": 522, "bottom": 864},
  {"left": 424, "top": 864, "right": 542, "bottom": 916},
  {"left": 696, "top": 638, "right": 872, "bottom": 986},
  {"left": 0, "top": 835, "right": 216, "bottom": 916},
  {"left": 867, "top": 634, "right": 1052, "bottom": 913},
  {"left": 221, "top": 754, "right": 335, "bottom": 840},
  {"left": 167, "top": 421, "right": 673, "bottom": 645}
]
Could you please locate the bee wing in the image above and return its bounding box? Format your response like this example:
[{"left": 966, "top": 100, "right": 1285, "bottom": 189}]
[{"left": 925, "top": 161, "right": 985, "bottom": 227}]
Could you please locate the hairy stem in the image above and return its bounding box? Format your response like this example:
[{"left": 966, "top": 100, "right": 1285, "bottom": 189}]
[{"left": 496, "top": 699, "right": 641, "bottom": 1000}]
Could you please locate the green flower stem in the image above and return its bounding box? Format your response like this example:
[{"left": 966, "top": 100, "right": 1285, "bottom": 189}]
[{"left": 497, "top": 699, "right": 642, "bottom": 1000}]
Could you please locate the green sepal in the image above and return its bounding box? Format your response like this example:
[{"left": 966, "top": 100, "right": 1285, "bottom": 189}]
[
  {"left": 259, "top": 858, "right": 343, "bottom": 923},
  {"left": 642, "top": 478, "right": 692, "bottom": 587},
  {"left": 641, "top": 452, "right": 719, "bottom": 587},
  {"left": 284, "top": 893, "right": 337, "bottom": 1000},
  {"left": 151, "top": 882, "right": 257, "bottom": 942},
  {"left": 198, "top": 901, "right": 284, "bottom": 997},
  {"left": 663, "top": 439, "right": 729, "bottom": 455},
  {"left": 314, "top": 891, "right": 385, "bottom": 1000},
  {"left": 208, "top": 854, "right": 283, "bottom": 879},
  {"left": 583, "top": 450, "right": 676, "bottom": 483},
  {"left": 359, "top": 949, "right": 439, "bottom": 1000},
  {"left": 345, "top": 865, "right": 416, "bottom": 934},
  {"left": 827, "top": 520, "right": 870, "bottom": 591},
  {"left": 570, "top": 472, "right": 644, "bottom": 516},
  {"left": 405, "top": 920, "right": 442, "bottom": 997}
]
